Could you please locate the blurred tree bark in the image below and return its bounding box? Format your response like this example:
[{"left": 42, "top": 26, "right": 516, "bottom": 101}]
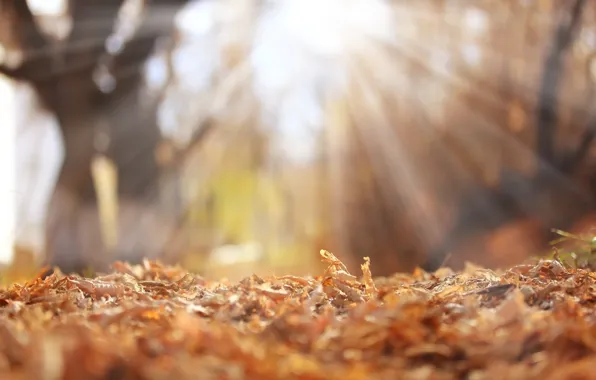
[{"left": 0, "top": 0, "right": 189, "bottom": 273}]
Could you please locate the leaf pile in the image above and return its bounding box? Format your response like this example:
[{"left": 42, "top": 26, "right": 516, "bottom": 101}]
[{"left": 2, "top": 251, "right": 596, "bottom": 379}]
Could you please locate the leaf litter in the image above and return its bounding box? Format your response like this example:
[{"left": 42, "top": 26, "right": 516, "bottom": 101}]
[{"left": 1, "top": 250, "right": 596, "bottom": 379}]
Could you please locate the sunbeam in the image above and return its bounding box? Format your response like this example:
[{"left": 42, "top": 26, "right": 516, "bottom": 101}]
[{"left": 1, "top": 0, "right": 596, "bottom": 277}]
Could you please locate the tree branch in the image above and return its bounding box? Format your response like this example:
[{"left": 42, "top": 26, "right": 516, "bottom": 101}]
[
  {"left": 536, "top": 0, "right": 586, "bottom": 171},
  {"left": 0, "top": 0, "right": 49, "bottom": 80}
]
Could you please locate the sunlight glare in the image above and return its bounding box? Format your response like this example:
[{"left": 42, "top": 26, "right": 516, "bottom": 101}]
[
  {"left": 0, "top": 75, "right": 16, "bottom": 264},
  {"left": 26, "top": 0, "right": 67, "bottom": 16}
]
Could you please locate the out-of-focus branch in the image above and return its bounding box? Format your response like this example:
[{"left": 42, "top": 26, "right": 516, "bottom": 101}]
[
  {"left": 536, "top": 0, "right": 586, "bottom": 171},
  {"left": 0, "top": 0, "right": 49, "bottom": 80},
  {"left": 560, "top": 114, "right": 596, "bottom": 175},
  {"left": 560, "top": 52, "right": 596, "bottom": 175}
]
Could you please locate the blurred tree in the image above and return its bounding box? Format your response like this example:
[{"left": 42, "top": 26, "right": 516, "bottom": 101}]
[
  {"left": 325, "top": 0, "right": 596, "bottom": 274},
  {"left": 421, "top": 0, "right": 596, "bottom": 270},
  {"left": 0, "top": 0, "right": 190, "bottom": 273}
]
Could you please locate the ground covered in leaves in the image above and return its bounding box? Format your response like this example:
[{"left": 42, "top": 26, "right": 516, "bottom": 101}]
[{"left": 1, "top": 250, "right": 596, "bottom": 379}]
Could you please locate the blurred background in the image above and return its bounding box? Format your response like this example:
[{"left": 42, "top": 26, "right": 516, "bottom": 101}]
[{"left": 1, "top": 0, "right": 596, "bottom": 281}]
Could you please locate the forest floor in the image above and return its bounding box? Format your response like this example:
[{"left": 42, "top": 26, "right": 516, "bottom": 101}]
[{"left": 1, "top": 245, "right": 596, "bottom": 379}]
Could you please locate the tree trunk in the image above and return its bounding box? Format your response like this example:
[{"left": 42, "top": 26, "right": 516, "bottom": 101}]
[{"left": 0, "top": 0, "right": 189, "bottom": 273}]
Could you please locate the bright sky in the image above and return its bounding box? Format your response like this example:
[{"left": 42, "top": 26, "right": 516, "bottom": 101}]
[
  {"left": 26, "top": 0, "right": 67, "bottom": 16},
  {"left": 0, "top": 75, "right": 64, "bottom": 264},
  {"left": 0, "top": 76, "right": 16, "bottom": 264}
]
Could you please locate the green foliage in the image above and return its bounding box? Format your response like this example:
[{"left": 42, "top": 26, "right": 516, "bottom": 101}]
[{"left": 548, "top": 229, "right": 596, "bottom": 269}]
